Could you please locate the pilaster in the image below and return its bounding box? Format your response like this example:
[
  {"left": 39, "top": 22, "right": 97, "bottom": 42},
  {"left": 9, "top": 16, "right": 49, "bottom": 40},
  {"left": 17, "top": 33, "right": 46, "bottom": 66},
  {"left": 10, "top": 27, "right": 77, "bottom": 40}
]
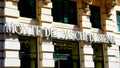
[
  {"left": 77, "top": 0, "right": 91, "bottom": 68},
  {"left": 2, "top": 0, "right": 20, "bottom": 68},
  {"left": 105, "top": 8, "right": 116, "bottom": 32},
  {"left": 40, "top": 0, "right": 53, "bottom": 23},
  {"left": 84, "top": 44, "right": 94, "bottom": 68},
  {"left": 42, "top": 39, "right": 54, "bottom": 68},
  {"left": 40, "top": 1, "right": 54, "bottom": 68},
  {"left": 78, "top": 0, "right": 92, "bottom": 30}
]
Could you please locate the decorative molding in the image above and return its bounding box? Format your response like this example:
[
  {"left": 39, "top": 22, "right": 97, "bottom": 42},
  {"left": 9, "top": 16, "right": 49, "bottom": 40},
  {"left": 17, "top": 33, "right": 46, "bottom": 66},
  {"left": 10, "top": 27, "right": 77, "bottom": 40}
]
[
  {"left": 105, "top": 0, "right": 116, "bottom": 18},
  {"left": 82, "top": 0, "right": 92, "bottom": 13},
  {"left": 42, "top": 0, "right": 51, "bottom": 5}
]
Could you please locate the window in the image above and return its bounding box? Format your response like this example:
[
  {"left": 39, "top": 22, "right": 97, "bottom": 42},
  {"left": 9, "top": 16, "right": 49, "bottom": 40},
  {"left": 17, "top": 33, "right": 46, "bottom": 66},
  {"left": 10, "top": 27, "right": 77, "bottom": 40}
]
[
  {"left": 18, "top": 0, "right": 36, "bottom": 19},
  {"left": 53, "top": 40, "right": 80, "bottom": 68},
  {"left": 90, "top": 5, "right": 101, "bottom": 29},
  {"left": 19, "top": 37, "right": 37, "bottom": 68},
  {"left": 116, "top": 11, "right": 120, "bottom": 31},
  {"left": 52, "top": 0, "right": 77, "bottom": 25},
  {"left": 119, "top": 46, "right": 120, "bottom": 56},
  {"left": 92, "top": 43, "right": 104, "bottom": 68}
]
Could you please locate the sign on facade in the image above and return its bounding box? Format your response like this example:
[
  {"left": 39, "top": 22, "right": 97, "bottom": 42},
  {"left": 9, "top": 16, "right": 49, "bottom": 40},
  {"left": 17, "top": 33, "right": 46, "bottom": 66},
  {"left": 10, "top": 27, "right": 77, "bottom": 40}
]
[{"left": 5, "top": 18, "right": 115, "bottom": 44}]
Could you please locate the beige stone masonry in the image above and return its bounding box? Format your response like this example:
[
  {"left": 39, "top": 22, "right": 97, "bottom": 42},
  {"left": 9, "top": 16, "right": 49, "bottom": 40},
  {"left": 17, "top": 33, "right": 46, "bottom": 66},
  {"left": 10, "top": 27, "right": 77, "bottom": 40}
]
[
  {"left": 5, "top": 1, "right": 18, "bottom": 9},
  {"left": 41, "top": 14, "right": 53, "bottom": 23},
  {"left": 4, "top": 0, "right": 19, "bottom": 18},
  {"left": 41, "top": 2, "right": 53, "bottom": 23},
  {"left": 4, "top": 8, "right": 19, "bottom": 18},
  {"left": 19, "top": 17, "right": 39, "bottom": 24},
  {"left": 3, "top": 0, "right": 20, "bottom": 68},
  {"left": 41, "top": 8, "right": 52, "bottom": 15},
  {"left": 106, "top": 20, "right": 115, "bottom": 32}
]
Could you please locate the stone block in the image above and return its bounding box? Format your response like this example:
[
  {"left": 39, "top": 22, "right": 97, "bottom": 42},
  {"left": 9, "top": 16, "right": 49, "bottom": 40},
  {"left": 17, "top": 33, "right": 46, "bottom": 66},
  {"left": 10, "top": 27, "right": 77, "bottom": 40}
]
[
  {"left": 85, "top": 61, "right": 94, "bottom": 67},
  {"left": 41, "top": 8, "right": 51, "bottom": 15},
  {"left": 4, "top": 8, "right": 19, "bottom": 17},
  {"left": 84, "top": 55, "right": 93, "bottom": 61},
  {"left": 5, "top": 51, "right": 19, "bottom": 58},
  {"left": 84, "top": 47, "right": 93, "bottom": 54},
  {"left": 42, "top": 53, "right": 53, "bottom": 59},
  {"left": 42, "top": 44, "right": 54, "bottom": 52},
  {"left": 108, "top": 57, "right": 116, "bottom": 62},
  {"left": 4, "top": 58, "right": 20, "bottom": 67},
  {"left": 106, "top": 20, "right": 114, "bottom": 31},
  {"left": 108, "top": 49, "right": 117, "bottom": 56},
  {"left": 42, "top": 59, "right": 54, "bottom": 67},
  {"left": 5, "top": 1, "right": 18, "bottom": 9},
  {"left": 5, "top": 34, "right": 19, "bottom": 42},
  {"left": 41, "top": 14, "right": 53, "bottom": 22},
  {"left": 109, "top": 62, "right": 119, "bottom": 68},
  {"left": 4, "top": 41, "right": 20, "bottom": 50}
]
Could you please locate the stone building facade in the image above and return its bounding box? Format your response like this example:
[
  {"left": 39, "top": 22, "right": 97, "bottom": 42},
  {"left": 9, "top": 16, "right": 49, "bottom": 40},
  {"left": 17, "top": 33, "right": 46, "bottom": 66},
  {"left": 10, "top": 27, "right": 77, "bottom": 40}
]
[{"left": 0, "top": 0, "right": 120, "bottom": 68}]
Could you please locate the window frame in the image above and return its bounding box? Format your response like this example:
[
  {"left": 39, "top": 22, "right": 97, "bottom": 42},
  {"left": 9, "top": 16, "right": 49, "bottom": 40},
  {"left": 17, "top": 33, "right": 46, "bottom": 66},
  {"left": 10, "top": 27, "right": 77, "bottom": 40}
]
[
  {"left": 52, "top": 0, "right": 78, "bottom": 25},
  {"left": 18, "top": 0, "right": 37, "bottom": 19},
  {"left": 19, "top": 37, "right": 38, "bottom": 68},
  {"left": 116, "top": 11, "right": 120, "bottom": 31},
  {"left": 90, "top": 5, "right": 101, "bottom": 29}
]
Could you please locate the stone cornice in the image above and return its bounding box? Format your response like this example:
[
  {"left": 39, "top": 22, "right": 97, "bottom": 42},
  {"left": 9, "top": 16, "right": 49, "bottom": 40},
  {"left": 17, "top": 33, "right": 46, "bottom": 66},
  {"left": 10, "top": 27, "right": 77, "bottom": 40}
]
[
  {"left": 105, "top": 0, "right": 116, "bottom": 18},
  {"left": 81, "top": 0, "right": 92, "bottom": 13}
]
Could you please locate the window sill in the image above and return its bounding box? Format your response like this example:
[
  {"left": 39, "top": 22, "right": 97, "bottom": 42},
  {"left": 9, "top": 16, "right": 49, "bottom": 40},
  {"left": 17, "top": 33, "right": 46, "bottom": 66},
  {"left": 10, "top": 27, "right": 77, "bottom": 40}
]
[
  {"left": 91, "top": 28, "right": 100, "bottom": 33},
  {"left": 19, "top": 17, "right": 39, "bottom": 24},
  {"left": 114, "top": 31, "right": 120, "bottom": 34},
  {"left": 52, "top": 22, "right": 80, "bottom": 30}
]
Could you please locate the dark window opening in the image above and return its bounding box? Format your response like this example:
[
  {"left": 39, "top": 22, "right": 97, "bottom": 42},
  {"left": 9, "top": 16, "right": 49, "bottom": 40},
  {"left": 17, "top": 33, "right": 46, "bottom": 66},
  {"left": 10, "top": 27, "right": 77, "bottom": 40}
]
[
  {"left": 90, "top": 5, "right": 101, "bottom": 29},
  {"left": 53, "top": 40, "right": 80, "bottom": 68},
  {"left": 18, "top": 0, "right": 36, "bottom": 19},
  {"left": 92, "top": 43, "right": 104, "bottom": 68},
  {"left": 116, "top": 11, "right": 120, "bottom": 31},
  {"left": 52, "top": 0, "right": 77, "bottom": 25},
  {"left": 19, "top": 37, "right": 37, "bottom": 68},
  {"left": 119, "top": 46, "right": 120, "bottom": 56}
]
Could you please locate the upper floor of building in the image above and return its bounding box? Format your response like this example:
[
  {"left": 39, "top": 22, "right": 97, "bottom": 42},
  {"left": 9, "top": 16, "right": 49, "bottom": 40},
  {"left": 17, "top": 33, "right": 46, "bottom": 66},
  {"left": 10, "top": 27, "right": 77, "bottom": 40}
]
[{"left": 1, "top": 0, "right": 120, "bottom": 34}]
